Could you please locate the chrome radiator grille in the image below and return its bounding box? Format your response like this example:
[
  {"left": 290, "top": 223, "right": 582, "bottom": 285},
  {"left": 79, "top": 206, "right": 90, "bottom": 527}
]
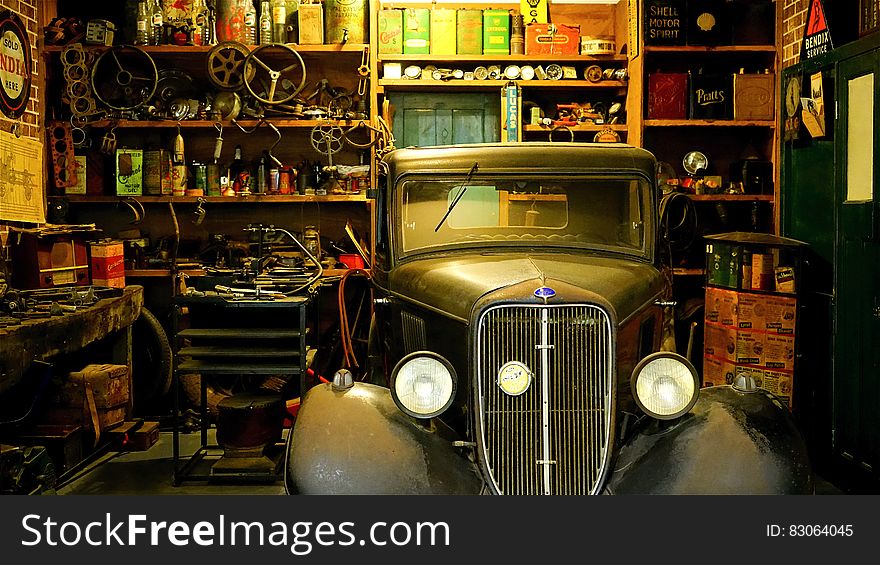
[{"left": 476, "top": 304, "right": 613, "bottom": 495}]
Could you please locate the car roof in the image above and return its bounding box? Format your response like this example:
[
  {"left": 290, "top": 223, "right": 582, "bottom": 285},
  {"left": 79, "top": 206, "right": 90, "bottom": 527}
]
[{"left": 383, "top": 142, "right": 657, "bottom": 178}]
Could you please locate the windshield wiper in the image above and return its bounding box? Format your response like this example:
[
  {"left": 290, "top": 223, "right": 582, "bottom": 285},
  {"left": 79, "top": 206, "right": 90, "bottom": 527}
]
[{"left": 434, "top": 162, "right": 479, "bottom": 232}]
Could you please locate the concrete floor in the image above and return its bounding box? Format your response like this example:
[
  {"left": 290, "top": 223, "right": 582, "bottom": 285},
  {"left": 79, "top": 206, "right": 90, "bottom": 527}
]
[
  {"left": 57, "top": 429, "right": 286, "bottom": 495},
  {"left": 56, "top": 429, "right": 843, "bottom": 495}
]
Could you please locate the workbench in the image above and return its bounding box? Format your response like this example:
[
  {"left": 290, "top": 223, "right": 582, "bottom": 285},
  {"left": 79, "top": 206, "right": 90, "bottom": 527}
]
[{"left": 0, "top": 286, "right": 144, "bottom": 404}]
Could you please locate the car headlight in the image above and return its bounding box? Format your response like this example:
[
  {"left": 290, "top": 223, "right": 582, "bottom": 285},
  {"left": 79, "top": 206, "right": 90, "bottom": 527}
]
[
  {"left": 390, "top": 351, "right": 457, "bottom": 418},
  {"left": 630, "top": 352, "right": 699, "bottom": 420}
]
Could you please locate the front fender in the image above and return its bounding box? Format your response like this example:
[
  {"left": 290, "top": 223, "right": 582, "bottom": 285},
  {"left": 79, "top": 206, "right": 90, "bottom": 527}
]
[
  {"left": 285, "top": 382, "right": 483, "bottom": 494},
  {"left": 606, "top": 387, "right": 813, "bottom": 494}
]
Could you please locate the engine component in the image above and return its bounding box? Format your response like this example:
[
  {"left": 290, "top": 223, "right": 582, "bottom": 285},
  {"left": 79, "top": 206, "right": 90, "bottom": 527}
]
[
  {"left": 206, "top": 41, "right": 252, "bottom": 91},
  {"left": 48, "top": 121, "right": 77, "bottom": 188},
  {"left": 90, "top": 45, "right": 158, "bottom": 110}
]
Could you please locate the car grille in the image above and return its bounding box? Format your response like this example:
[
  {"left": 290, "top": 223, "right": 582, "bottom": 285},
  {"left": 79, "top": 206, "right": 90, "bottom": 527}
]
[{"left": 476, "top": 304, "right": 613, "bottom": 495}]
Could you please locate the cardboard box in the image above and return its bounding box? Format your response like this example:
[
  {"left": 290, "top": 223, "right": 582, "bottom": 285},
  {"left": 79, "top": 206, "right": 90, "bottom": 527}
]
[
  {"left": 750, "top": 253, "right": 775, "bottom": 290},
  {"left": 644, "top": 0, "right": 686, "bottom": 45},
  {"left": 297, "top": 3, "right": 324, "bottom": 45},
  {"left": 483, "top": 9, "right": 510, "bottom": 55},
  {"left": 733, "top": 73, "right": 775, "bottom": 121},
  {"left": 403, "top": 8, "right": 430, "bottom": 54},
  {"left": 647, "top": 72, "right": 688, "bottom": 119},
  {"left": 115, "top": 149, "right": 143, "bottom": 196},
  {"left": 690, "top": 72, "right": 732, "bottom": 119},
  {"left": 378, "top": 9, "right": 403, "bottom": 54},
  {"left": 142, "top": 149, "right": 171, "bottom": 196},
  {"left": 90, "top": 240, "right": 125, "bottom": 288},
  {"left": 525, "top": 23, "right": 581, "bottom": 55},
  {"left": 430, "top": 8, "right": 456, "bottom": 55},
  {"left": 456, "top": 9, "right": 483, "bottom": 54}
]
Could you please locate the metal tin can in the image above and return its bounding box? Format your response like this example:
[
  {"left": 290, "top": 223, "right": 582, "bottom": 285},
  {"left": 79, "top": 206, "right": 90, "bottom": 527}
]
[
  {"left": 269, "top": 168, "right": 280, "bottom": 193},
  {"left": 279, "top": 168, "right": 291, "bottom": 194},
  {"left": 206, "top": 163, "right": 221, "bottom": 196},
  {"left": 142, "top": 150, "right": 162, "bottom": 195},
  {"left": 323, "top": 0, "right": 367, "bottom": 44},
  {"left": 172, "top": 164, "right": 187, "bottom": 196}
]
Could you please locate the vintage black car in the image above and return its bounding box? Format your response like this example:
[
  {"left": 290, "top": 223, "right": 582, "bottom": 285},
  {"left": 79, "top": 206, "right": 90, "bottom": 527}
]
[{"left": 285, "top": 143, "right": 812, "bottom": 495}]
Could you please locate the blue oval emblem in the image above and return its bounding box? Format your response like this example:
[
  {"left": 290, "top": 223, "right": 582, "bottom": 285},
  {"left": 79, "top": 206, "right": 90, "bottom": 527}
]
[{"left": 534, "top": 287, "right": 556, "bottom": 299}]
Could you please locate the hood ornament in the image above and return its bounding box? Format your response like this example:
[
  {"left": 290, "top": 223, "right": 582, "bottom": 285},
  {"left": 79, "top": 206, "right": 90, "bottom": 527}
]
[{"left": 534, "top": 286, "right": 556, "bottom": 300}]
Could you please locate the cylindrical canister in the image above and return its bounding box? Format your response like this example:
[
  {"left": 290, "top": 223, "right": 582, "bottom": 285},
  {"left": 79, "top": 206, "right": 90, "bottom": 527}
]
[
  {"left": 278, "top": 168, "right": 291, "bottom": 194},
  {"left": 324, "top": 0, "right": 367, "bottom": 44},
  {"left": 193, "top": 161, "right": 207, "bottom": 193},
  {"left": 510, "top": 14, "right": 525, "bottom": 55},
  {"left": 215, "top": 0, "right": 246, "bottom": 42},
  {"left": 206, "top": 163, "right": 221, "bottom": 196},
  {"left": 269, "top": 167, "right": 280, "bottom": 193},
  {"left": 172, "top": 165, "right": 187, "bottom": 196}
]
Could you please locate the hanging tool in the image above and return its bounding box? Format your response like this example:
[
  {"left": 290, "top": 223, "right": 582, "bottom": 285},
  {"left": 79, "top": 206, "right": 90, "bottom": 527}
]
[{"left": 357, "top": 46, "right": 370, "bottom": 97}]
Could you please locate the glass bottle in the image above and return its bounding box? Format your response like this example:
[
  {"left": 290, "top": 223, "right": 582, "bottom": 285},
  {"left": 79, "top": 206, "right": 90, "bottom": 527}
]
[
  {"left": 242, "top": 0, "right": 257, "bottom": 44},
  {"left": 259, "top": 1, "right": 272, "bottom": 44},
  {"left": 271, "top": 0, "right": 287, "bottom": 43},
  {"left": 135, "top": 1, "right": 149, "bottom": 45},
  {"left": 149, "top": 0, "right": 164, "bottom": 45}
]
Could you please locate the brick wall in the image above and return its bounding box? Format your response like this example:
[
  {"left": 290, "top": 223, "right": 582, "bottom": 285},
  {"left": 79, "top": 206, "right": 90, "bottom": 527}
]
[
  {"left": 0, "top": 0, "right": 41, "bottom": 139},
  {"left": 782, "top": 0, "right": 809, "bottom": 67}
]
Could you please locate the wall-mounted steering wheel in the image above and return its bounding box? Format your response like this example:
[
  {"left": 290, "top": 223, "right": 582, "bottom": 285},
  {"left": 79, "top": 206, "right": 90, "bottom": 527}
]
[
  {"left": 91, "top": 45, "right": 157, "bottom": 110},
  {"left": 243, "top": 44, "right": 306, "bottom": 105}
]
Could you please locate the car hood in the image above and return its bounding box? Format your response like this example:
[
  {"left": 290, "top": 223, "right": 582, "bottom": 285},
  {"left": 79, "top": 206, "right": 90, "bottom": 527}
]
[{"left": 387, "top": 253, "right": 666, "bottom": 324}]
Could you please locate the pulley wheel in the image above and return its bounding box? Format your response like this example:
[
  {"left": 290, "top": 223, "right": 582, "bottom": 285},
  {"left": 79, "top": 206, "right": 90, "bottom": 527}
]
[
  {"left": 244, "top": 44, "right": 307, "bottom": 105},
  {"left": 90, "top": 45, "right": 157, "bottom": 111},
  {"left": 206, "top": 41, "right": 252, "bottom": 91}
]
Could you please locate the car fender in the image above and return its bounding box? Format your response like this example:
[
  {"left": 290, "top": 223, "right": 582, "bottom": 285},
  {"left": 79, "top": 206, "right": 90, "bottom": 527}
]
[
  {"left": 605, "top": 386, "right": 813, "bottom": 494},
  {"left": 285, "top": 382, "right": 483, "bottom": 494}
]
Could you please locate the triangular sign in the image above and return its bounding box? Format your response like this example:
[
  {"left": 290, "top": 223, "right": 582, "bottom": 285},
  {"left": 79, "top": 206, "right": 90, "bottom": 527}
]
[{"left": 801, "top": 0, "right": 833, "bottom": 61}]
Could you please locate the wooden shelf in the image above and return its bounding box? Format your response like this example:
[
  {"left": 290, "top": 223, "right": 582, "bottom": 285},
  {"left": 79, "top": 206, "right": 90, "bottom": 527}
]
[
  {"left": 379, "top": 79, "right": 627, "bottom": 90},
  {"left": 686, "top": 194, "right": 774, "bottom": 202},
  {"left": 522, "top": 124, "right": 628, "bottom": 133},
  {"left": 644, "top": 45, "right": 777, "bottom": 54},
  {"left": 672, "top": 268, "right": 705, "bottom": 276},
  {"left": 378, "top": 54, "right": 627, "bottom": 63},
  {"left": 42, "top": 43, "right": 368, "bottom": 54},
  {"left": 644, "top": 119, "right": 776, "bottom": 128},
  {"left": 126, "top": 268, "right": 206, "bottom": 277},
  {"left": 64, "top": 194, "right": 368, "bottom": 203},
  {"left": 84, "top": 119, "right": 367, "bottom": 129}
]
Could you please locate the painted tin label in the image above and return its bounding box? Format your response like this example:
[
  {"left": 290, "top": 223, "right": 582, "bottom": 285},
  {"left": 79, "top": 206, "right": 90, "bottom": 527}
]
[{"left": 324, "top": 0, "right": 367, "bottom": 43}]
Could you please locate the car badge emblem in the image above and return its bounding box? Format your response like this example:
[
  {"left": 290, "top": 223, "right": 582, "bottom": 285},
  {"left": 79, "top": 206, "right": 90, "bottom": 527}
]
[
  {"left": 534, "top": 286, "right": 556, "bottom": 299},
  {"left": 497, "top": 361, "right": 532, "bottom": 396}
]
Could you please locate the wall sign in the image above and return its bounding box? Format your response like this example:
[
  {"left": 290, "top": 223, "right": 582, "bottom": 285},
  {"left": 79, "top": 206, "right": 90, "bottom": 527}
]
[
  {"left": 520, "top": 0, "right": 548, "bottom": 25},
  {"left": 801, "top": 0, "right": 834, "bottom": 61},
  {"left": 0, "top": 10, "right": 32, "bottom": 119}
]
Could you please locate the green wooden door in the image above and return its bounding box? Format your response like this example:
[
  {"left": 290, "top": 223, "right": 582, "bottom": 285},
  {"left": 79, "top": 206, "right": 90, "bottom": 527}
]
[
  {"left": 834, "top": 50, "right": 880, "bottom": 481},
  {"left": 389, "top": 92, "right": 500, "bottom": 148}
]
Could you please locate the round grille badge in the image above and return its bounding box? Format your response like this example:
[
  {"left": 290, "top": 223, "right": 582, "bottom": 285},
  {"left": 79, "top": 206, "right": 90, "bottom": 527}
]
[
  {"left": 534, "top": 286, "right": 556, "bottom": 299},
  {"left": 0, "top": 10, "right": 32, "bottom": 119},
  {"left": 497, "top": 361, "right": 532, "bottom": 397}
]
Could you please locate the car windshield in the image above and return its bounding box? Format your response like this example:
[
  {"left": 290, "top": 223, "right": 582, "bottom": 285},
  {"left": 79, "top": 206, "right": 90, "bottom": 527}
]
[{"left": 396, "top": 174, "right": 652, "bottom": 259}]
